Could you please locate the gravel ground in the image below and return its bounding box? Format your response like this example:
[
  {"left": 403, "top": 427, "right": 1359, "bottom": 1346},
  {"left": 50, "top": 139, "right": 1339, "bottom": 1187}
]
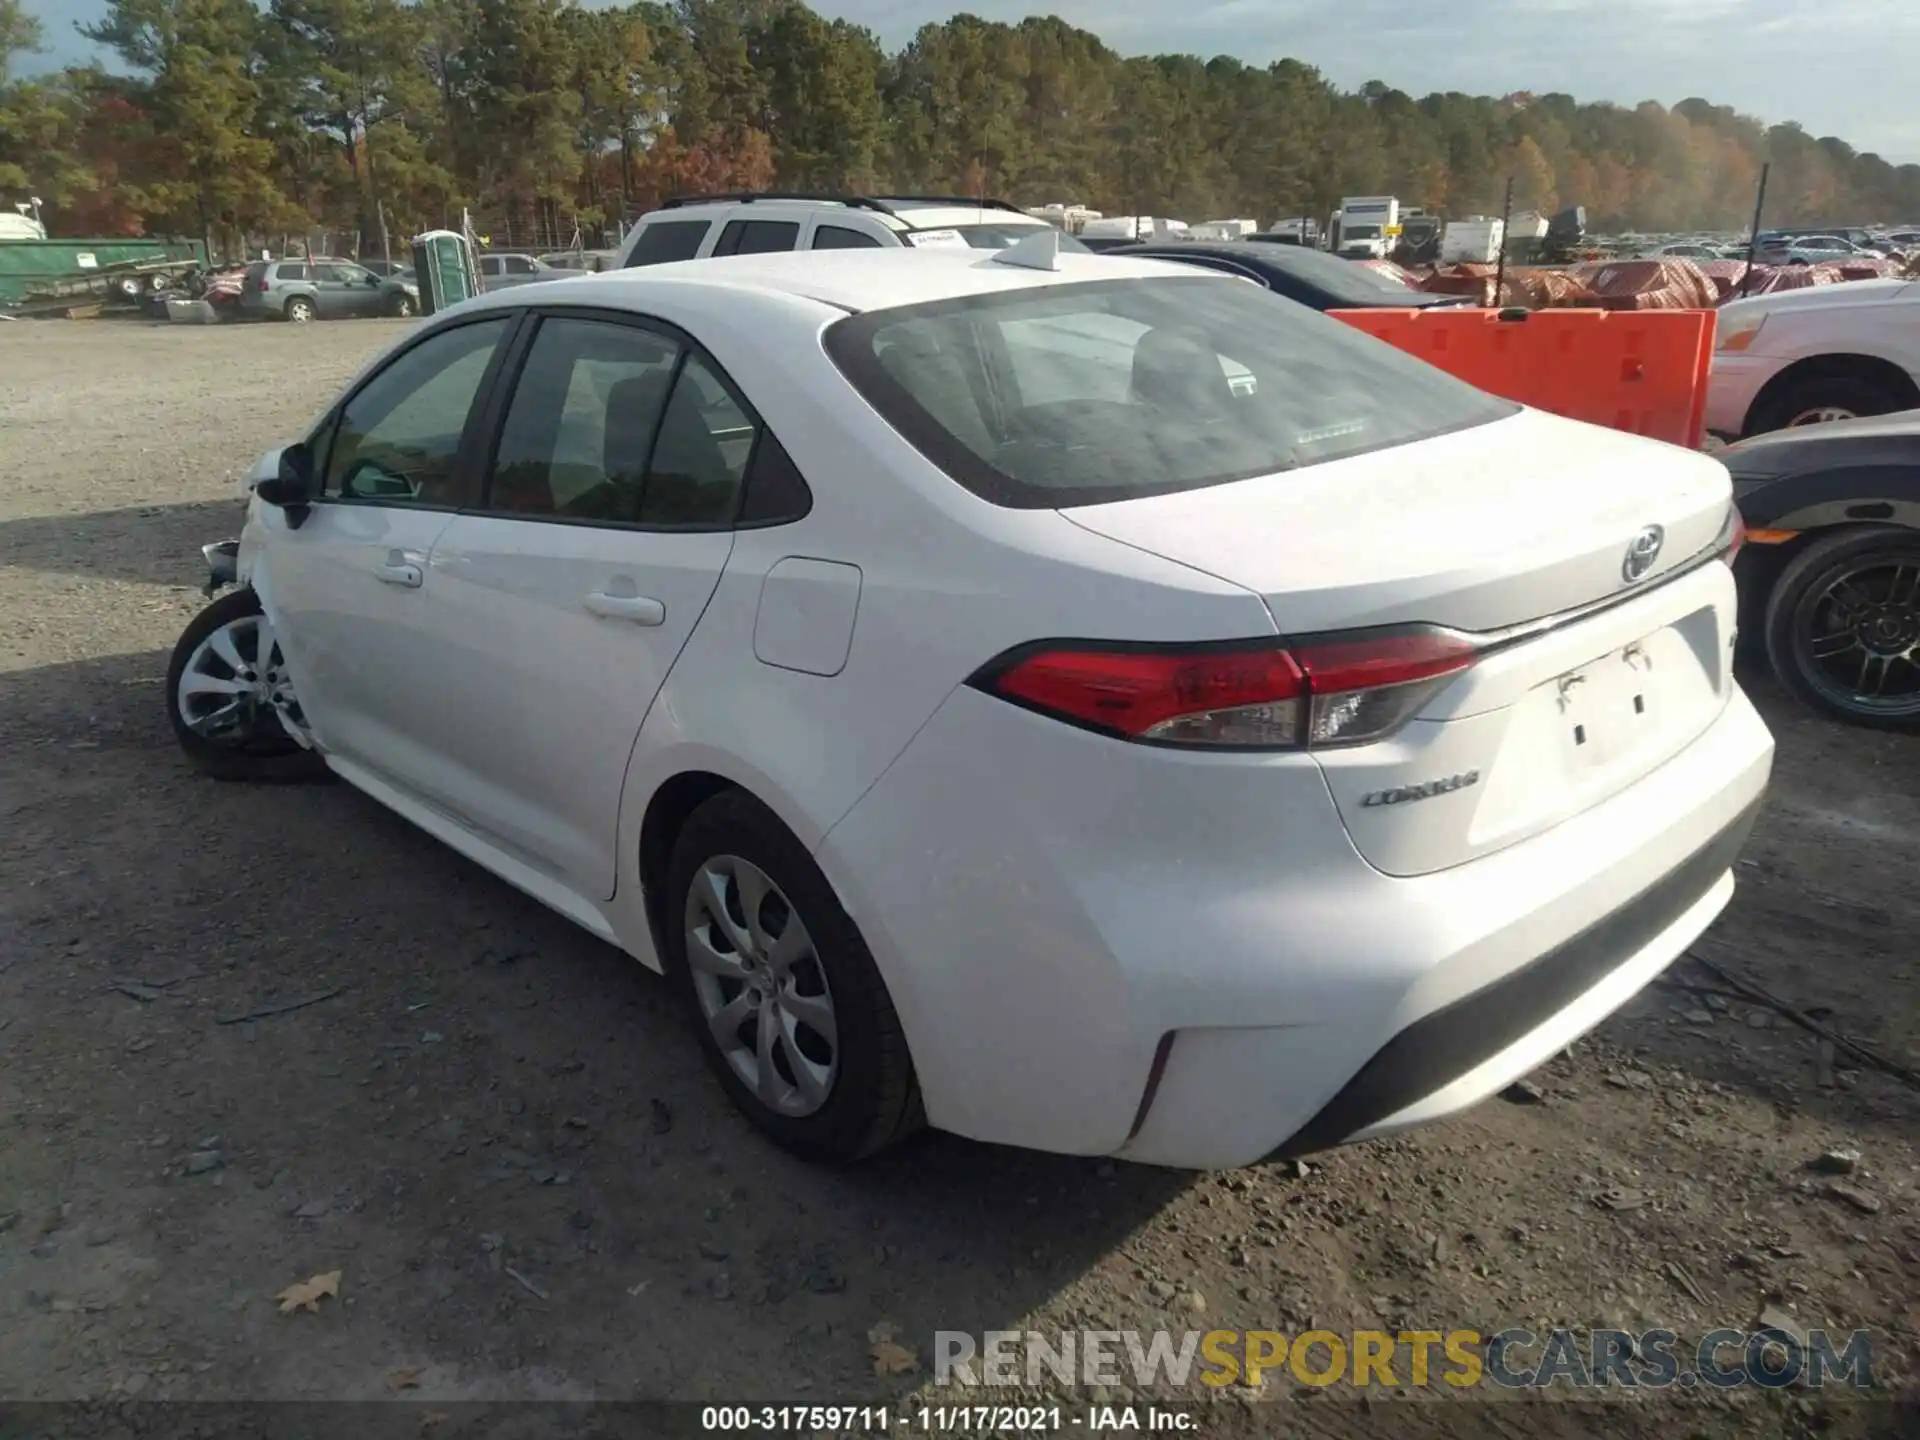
[{"left": 1, "top": 320, "right": 1917, "bottom": 1435}]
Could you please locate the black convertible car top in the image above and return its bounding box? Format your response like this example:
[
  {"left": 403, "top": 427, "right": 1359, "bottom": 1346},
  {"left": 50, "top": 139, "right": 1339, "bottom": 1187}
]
[{"left": 1105, "top": 241, "right": 1469, "bottom": 312}]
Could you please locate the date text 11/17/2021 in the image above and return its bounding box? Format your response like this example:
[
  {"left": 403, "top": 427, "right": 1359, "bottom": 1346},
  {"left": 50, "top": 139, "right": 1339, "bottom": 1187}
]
[{"left": 699, "top": 1405, "right": 1198, "bottom": 1432}]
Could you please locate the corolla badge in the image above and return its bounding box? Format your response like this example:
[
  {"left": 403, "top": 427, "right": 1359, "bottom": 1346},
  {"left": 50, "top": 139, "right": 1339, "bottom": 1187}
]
[
  {"left": 1622, "top": 525, "right": 1665, "bottom": 583},
  {"left": 1360, "top": 770, "right": 1481, "bottom": 808}
]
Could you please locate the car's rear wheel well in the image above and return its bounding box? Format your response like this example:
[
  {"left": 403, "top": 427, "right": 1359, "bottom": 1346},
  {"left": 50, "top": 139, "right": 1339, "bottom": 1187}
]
[
  {"left": 638, "top": 771, "right": 741, "bottom": 959},
  {"left": 1746, "top": 354, "right": 1920, "bottom": 434}
]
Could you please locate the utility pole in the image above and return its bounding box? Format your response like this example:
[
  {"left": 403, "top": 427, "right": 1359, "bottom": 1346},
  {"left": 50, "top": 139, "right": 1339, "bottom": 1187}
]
[
  {"left": 1491, "top": 175, "right": 1515, "bottom": 308},
  {"left": 1739, "top": 163, "right": 1771, "bottom": 299}
]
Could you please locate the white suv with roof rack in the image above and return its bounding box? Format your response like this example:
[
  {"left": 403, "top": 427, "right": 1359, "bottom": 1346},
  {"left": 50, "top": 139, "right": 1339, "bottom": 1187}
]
[{"left": 613, "top": 192, "right": 1061, "bottom": 267}]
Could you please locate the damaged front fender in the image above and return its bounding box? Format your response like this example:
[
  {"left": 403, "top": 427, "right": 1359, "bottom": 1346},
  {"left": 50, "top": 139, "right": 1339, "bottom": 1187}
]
[{"left": 202, "top": 540, "right": 240, "bottom": 597}]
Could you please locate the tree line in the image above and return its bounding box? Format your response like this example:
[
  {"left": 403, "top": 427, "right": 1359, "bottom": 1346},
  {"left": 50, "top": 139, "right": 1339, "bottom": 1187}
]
[{"left": 2, "top": 0, "right": 1916, "bottom": 256}]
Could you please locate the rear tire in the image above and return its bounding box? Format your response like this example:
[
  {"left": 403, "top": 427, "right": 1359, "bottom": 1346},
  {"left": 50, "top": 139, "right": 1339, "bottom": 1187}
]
[
  {"left": 390, "top": 293, "right": 417, "bottom": 318},
  {"left": 1763, "top": 527, "right": 1920, "bottom": 731},
  {"left": 166, "top": 587, "right": 330, "bottom": 782},
  {"left": 284, "top": 297, "right": 315, "bottom": 324},
  {"left": 1748, "top": 374, "right": 1905, "bottom": 437},
  {"left": 664, "top": 790, "right": 922, "bottom": 1163}
]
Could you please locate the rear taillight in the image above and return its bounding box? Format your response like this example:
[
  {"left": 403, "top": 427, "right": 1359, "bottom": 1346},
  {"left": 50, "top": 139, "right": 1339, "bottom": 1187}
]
[
  {"left": 257, "top": 277, "right": 270, "bottom": 291},
  {"left": 972, "top": 631, "right": 1479, "bottom": 750}
]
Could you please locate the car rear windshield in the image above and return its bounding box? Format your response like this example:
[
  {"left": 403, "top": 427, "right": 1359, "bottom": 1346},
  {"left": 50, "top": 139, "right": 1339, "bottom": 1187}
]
[
  {"left": 824, "top": 275, "right": 1516, "bottom": 509},
  {"left": 905, "top": 223, "right": 1060, "bottom": 251}
]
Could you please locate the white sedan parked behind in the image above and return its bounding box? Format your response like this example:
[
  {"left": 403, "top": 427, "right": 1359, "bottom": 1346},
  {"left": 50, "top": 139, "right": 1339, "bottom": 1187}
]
[{"left": 168, "top": 242, "right": 1773, "bottom": 1169}]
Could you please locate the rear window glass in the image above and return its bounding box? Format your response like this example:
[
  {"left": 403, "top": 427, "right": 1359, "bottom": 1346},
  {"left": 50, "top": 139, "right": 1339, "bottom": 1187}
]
[
  {"left": 276, "top": 263, "right": 308, "bottom": 281},
  {"left": 825, "top": 276, "right": 1515, "bottom": 509},
  {"left": 625, "top": 220, "right": 710, "bottom": 266},
  {"left": 717, "top": 220, "right": 799, "bottom": 256},
  {"left": 812, "top": 224, "right": 883, "bottom": 250},
  {"left": 906, "top": 223, "right": 1058, "bottom": 251}
]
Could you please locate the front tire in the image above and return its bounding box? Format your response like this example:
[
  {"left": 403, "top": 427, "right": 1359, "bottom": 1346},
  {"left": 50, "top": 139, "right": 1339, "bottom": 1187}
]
[
  {"left": 284, "top": 297, "right": 315, "bottom": 324},
  {"left": 166, "top": 587, "right": 330, "bottom": 781},
  {"left": 665, "top": 791, "right": 922, "bottom": 1163},
  {"left": 1763, "top": 527, "right": 1920, "bottom": 730}
]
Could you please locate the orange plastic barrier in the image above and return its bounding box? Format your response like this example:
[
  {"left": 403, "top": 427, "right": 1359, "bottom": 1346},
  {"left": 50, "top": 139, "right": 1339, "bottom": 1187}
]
[{"left": 1327, "top": 306, "right": 1717, "bottom": 449}]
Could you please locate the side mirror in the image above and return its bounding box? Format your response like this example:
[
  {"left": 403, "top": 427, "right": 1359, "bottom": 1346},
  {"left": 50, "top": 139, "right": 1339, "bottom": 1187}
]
[{"left": 256, "top": 442, "right": 315, "bottom": 511}]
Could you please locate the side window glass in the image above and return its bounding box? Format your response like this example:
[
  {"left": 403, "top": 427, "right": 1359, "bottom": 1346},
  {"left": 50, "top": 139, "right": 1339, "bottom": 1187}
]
[
  {"left": 738, "top": 430, "right": 813, "bottom": 525},
  {"left": 279, "top": 263, "right": 308, "bottom": 281},
  {"left": 506, "top": 256, "right": 536, "bottom": 274},
  {"left": 641, "top": 354, "right": 755, "bottom": 526},
  {"left": 322, "top": 318, "right": 510, "bottom": 505},
  {"left": 812, "top": 224, "right": 882, "bottom": 250},
  {"left": 487, "top": 317, "right": 681, "bottom": 522}
]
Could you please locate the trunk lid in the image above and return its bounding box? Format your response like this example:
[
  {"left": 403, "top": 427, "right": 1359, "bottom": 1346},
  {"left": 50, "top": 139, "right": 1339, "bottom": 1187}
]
[
  {"left": 1064, "top": 408, "right": 1740, "bottom": 876},
  {"left": 1062, "top": 408, "right": 1731, "bottom": 635}
]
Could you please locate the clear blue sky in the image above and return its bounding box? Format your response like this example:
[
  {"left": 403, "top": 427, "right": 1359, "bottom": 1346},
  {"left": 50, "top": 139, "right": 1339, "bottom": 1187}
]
[{"left": 21, "top": 0, "right": 1920, "bottom": 164}]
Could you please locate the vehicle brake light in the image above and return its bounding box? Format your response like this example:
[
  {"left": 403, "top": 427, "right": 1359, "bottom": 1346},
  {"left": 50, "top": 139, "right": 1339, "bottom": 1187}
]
[
  {"left": 257, "top": 276, "right": 271, "bottom": 291},
  {"left": 971, "top": 630, "right": 1479, "bottom": 750}
]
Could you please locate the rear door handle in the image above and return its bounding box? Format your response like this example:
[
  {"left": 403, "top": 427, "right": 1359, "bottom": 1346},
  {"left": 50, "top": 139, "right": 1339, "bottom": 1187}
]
[
  {"left": 583, "top": 591, "right": 666, "bottom": 626},
  {"left": 375, "top": 562, "right": 423, "bottom": 588}
]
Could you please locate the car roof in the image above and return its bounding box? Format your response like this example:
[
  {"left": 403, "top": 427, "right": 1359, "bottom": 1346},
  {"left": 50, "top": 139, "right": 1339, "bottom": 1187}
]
[
  {"left": 639, "top": 198, "right": 1048, "bottom": 234},
  {"left": 444, "top": 247, "right": 1199, "bottom": 319}
]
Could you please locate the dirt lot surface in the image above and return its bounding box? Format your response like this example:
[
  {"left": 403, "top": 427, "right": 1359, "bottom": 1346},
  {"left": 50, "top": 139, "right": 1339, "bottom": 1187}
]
[{"left": 2, "top": 321, "right": 1917, "bottom": 1436}]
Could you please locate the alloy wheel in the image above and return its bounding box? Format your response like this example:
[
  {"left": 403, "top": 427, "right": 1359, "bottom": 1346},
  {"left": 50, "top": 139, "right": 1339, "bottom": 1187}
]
[
  {"left": 684, "top": 855, "right": 838, "bottom": 1117},
  {"left": 175, "top": 612, "right": 312, "bottom": 749},
  {"left": 1790, "top": 555, "right": 1920, "bottom": 718},
  {"left": 1787, "top": 405, "right": 1856, "bottom": 427}
]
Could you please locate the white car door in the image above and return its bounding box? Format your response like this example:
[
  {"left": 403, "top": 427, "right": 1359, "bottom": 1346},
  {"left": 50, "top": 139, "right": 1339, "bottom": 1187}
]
[
  {"left": 260, "top": 315, "right": 515, "bottom": 788},
  {"left": 421, "top": 312, "right": 754, "bottom": 898}
]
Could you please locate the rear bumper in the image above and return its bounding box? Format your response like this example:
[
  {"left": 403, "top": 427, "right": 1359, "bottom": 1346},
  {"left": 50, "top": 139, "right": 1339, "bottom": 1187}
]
[
  {"left": 818, "top": 677, "right": 1773, "bottom": 1168},
  {"left": 1269, "top": 792, "right": 1759, "bottom": 1157}
]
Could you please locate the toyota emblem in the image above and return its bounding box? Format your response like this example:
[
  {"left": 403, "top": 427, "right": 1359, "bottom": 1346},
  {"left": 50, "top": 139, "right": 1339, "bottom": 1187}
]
[{"left": 1622, "top": 525, "right": 1665, "bottom": 584}]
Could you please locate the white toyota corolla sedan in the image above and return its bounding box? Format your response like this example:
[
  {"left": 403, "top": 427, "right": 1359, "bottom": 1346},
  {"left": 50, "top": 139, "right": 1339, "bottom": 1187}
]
[{"left": 168, "top": 237, "right": 1774, "bottom": 1169}]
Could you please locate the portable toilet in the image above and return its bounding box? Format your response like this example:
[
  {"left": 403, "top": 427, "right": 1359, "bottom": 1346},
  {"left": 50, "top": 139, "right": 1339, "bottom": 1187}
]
[{"left": 411, "top": 230, "right": 479, "bottom": 315}]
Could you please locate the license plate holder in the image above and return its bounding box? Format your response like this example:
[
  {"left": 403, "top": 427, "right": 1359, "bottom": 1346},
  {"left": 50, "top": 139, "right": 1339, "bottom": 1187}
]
[{"left": 1554, "top": 637, "right": 1662, "bottom": 768}]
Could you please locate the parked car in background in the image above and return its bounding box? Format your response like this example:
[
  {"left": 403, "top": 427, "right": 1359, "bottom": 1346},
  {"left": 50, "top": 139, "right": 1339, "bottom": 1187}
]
[
  {"left": 1757, "top": 235, "right": 1883, "bottom": 265},
  {"left": 1708, "top": 278, "right": 1920, "bottom": 439},
  {"left": 168, "top": 243, "right": 1768, "bottom": 1169},
  {"left": 614, "top": 192, "right": 1060, "bottom": 267},
  {"left": 1721, "top": 410, "right": 1920, "bottom": 729},
  {"left": 477, "top": 252, "right": 562, "bottom": 291},
  {"left": 1105, "top": 240, "right": 1471, "bottom": 311},
  {"left": 540, "top": 249, "right": 619, "bottom": 274},
  {"left": 238, "top": 257, "right": 419, "bottom": 322}
]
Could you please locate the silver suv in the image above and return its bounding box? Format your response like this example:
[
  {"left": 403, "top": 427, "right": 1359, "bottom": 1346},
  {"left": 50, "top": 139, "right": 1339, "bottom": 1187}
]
[
  {"left": 239, "top": 258, "right": 419, "bottom": 322},
  {"left": 614, "top": 193, "right": 1059, "bottom": 267}
]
